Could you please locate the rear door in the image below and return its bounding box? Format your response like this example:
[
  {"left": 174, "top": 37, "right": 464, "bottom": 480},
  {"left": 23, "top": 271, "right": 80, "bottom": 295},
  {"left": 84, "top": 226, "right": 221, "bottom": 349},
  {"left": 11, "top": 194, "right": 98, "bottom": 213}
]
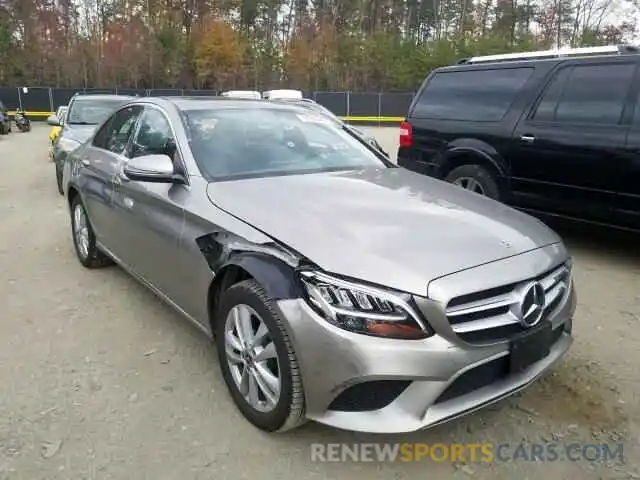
[{"left": 511, "top": 60, "right": 635, "bottom": 224}]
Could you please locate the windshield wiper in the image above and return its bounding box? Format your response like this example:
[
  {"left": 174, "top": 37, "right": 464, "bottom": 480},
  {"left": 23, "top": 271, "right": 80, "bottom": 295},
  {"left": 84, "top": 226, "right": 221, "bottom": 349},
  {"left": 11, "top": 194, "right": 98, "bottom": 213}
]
[{"left": 68, "top": 121, "right": 97, "bottom": 125}]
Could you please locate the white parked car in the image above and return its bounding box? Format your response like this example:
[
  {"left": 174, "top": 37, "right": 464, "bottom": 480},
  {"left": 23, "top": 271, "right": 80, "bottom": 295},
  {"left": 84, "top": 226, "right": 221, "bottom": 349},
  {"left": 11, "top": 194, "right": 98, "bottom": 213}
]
[
  {"left": 263, "top": 89, "right": 303, "bottom": 100},
  {"left": 221, "top": 90, "right": 262, "bottom": 99}
]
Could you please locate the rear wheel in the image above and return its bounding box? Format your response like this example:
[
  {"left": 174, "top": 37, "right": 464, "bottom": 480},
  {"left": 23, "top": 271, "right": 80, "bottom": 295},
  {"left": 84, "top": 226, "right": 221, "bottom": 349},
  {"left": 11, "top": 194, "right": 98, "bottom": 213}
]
[
  {"left": 444, "top": 164, "right": 501, "bottom": 201},
  {"left": 215, "top": 279, "right": 305, "bottom": 432}
]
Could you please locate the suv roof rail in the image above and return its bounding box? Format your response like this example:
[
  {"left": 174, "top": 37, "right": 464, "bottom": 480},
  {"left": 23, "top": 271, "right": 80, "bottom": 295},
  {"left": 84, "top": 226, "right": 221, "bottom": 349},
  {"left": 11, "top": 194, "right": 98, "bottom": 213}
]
[{"left": 463, "top": 44, "right": 640, "bottom": 64}]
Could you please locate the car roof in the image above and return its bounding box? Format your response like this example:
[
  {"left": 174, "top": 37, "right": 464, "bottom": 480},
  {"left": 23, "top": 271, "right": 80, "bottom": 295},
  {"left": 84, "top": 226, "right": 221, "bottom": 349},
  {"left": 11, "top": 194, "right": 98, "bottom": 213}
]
[
  {"left": 438, "top": 51, "right": 640, "bottom": 72},
  {"left": 135, "top": 96, "right": 316, "bottom": 114},
  {"left": 72, "top": 94, "right": 136, "bottom": 101}
]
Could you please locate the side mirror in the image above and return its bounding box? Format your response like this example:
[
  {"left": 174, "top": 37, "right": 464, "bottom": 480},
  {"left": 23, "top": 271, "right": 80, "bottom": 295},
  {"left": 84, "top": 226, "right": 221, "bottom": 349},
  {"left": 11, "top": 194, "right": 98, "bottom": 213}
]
[
  {"left": 123, "top": 154, "right": 183, "bottom": 183},
  {"left": 47, "top": 115, "right": 61, "bottom": 127}
]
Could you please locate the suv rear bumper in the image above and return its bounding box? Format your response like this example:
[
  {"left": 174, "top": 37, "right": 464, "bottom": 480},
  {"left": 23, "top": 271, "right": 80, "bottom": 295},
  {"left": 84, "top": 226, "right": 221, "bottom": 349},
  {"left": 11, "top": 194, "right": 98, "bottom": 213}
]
[{"left": 397, "top": 150, "right": 438, "bottom": 177}]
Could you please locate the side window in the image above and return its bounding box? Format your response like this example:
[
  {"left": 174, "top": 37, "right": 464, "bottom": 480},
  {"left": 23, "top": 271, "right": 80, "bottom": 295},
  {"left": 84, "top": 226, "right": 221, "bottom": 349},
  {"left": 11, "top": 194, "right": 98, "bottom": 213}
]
[
  {"left": 92, "top": 113, "right": 115, "bottom": 149},
  {"left": 131, "top": 108, "right": 175, "bottom": 158},
  {"left": 532, "top": 67, "right": 572, "bottom": 121},
  {"left": 92, "top": 105, "right": 142, "bottom": 154},
  {"left": 554, "top": 64, "right": 634, "bottom": 125},
  {"left": 412, "top": 67, "right": 534, "bottom": 121}
]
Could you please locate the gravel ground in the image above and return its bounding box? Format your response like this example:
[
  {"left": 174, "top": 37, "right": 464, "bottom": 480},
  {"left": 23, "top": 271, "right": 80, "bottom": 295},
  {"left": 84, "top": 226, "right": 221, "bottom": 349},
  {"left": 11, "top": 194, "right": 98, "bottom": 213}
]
[{"left": 0, "top": 124, "right": 639, "bottom": 480}]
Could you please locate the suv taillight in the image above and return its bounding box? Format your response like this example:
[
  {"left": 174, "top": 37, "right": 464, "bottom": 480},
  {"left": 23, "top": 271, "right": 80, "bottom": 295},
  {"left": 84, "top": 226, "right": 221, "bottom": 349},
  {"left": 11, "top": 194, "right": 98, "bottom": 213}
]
[{"left": 399, "top": 121, "right": 412, "bottom": 148}]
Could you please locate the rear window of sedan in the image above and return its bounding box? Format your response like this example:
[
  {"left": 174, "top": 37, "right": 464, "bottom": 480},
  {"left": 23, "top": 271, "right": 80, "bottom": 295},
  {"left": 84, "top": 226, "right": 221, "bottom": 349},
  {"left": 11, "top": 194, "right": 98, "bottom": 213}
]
[{"left": 182, "top": 107, "right": 388, "bottom": 181}]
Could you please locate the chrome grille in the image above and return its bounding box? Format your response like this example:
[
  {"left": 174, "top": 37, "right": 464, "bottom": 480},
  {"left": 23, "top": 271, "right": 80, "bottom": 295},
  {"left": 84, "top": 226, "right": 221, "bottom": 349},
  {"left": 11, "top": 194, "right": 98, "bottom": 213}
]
[{"left": 445, "top": 263, "right": 571, "bottom": 343}]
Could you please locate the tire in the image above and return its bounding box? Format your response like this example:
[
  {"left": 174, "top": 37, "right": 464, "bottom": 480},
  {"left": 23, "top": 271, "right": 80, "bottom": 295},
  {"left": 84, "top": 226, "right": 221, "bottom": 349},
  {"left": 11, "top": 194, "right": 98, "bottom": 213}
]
[
  {"left": 215, "top": 279, "right": 305, "bottom": 432},
  {"left": 70, "top": 196, "right": 113, "bottom": 269},
  {"left": 444, "top": 164, "right": 501, "bottom": 201},
  {"left": 55, "top": 163, "right": 64, "bottom": 196},
  {"left": 0, "top": 124, "right": 6, "bottom": 135}
]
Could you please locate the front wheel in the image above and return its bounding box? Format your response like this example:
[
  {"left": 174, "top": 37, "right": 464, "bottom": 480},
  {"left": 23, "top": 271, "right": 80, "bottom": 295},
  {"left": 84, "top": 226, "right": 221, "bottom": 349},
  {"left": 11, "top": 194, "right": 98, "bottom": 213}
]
[
  {"left": 55, "top": 163, "right": 64, "bottom": 195},
  {"left": 70, "top": 196, "right": 113, "bottom": 269},
  {"left": 215, "top": 280, "right": 305, "bottom": 432},
  {"left": 444, "top": 164, "right": 501, "bottom": 201}
]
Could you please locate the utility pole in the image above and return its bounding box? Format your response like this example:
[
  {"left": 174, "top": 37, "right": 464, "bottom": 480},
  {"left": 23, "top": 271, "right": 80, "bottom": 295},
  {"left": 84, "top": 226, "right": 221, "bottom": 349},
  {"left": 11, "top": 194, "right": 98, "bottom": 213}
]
[
  {"left": 556, "top": 0, "right": 562, "bottom": 48},
  {"left": 148, "top": 0, "right": 154, "bottom": 88}
]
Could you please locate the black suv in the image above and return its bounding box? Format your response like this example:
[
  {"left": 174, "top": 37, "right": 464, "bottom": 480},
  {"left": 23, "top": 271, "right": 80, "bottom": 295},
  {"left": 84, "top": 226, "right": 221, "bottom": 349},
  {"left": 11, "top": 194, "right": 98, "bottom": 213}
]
[
  {"left": 0, "top": 100, "right": 11, "bottom": 134},
  {"left": 397, "top": 45, "right": 640, "bottom": 231}
]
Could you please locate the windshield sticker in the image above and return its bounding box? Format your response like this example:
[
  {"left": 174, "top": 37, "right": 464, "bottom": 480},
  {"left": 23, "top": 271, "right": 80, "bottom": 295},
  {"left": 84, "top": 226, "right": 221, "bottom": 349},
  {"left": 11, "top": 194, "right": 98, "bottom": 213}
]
[{"left": 296, "top": 114, "right": 332, "bottom": 125}]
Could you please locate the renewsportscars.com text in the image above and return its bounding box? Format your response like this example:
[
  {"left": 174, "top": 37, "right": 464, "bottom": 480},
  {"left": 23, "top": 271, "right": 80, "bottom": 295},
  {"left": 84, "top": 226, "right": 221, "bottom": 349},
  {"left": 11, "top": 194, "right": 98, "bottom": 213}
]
[{"left": 310, "top": 442, "right": 625, "bottom": 464}]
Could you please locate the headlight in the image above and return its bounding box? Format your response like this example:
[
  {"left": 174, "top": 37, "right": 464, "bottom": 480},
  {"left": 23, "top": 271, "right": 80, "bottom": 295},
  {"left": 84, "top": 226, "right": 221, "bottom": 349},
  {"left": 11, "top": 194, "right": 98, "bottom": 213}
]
[
  {"left": 299, "top": 271, "right": 432, "bottom": 340},
  {"left": 57, "top": 137, "right": 81, "bottom": 152}
]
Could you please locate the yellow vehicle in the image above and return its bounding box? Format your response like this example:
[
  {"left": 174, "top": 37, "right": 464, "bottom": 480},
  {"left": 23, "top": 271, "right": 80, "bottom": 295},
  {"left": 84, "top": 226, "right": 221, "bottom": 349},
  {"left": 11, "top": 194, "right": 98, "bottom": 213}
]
[{"left": 48, "top": 106, "right": 67, "bottom": 160}]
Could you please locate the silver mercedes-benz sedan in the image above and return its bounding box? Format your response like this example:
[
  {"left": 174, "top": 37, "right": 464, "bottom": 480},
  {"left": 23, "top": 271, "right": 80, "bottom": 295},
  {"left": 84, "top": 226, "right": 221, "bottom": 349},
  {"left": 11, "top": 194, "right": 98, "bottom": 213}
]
[{"left": 61, "top": 96, "right": 575, "bottom": 434}]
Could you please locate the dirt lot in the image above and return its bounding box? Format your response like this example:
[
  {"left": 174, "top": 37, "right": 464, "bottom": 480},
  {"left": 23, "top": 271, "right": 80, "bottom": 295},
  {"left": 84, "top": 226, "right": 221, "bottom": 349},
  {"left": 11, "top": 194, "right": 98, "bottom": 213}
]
[{"left": 0, "top": 124, "right": 639, "bottom": 480}]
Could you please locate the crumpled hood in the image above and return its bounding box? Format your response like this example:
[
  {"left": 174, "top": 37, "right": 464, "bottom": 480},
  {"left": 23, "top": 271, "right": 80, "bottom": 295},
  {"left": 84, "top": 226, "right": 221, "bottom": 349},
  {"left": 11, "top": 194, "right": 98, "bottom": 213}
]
[{"left": 206, "top": 167, "right": 562, "bottom": 296}]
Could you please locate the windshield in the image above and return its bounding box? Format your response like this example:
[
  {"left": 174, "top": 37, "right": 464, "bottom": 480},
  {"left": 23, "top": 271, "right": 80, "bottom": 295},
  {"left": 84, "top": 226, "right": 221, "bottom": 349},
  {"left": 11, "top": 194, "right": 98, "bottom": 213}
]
[
  {"left": 184, "top": 107, "right": 389, "bottom": 181},
  {"left": 67, "top": 98, "right": 129, "bottom": 125}
]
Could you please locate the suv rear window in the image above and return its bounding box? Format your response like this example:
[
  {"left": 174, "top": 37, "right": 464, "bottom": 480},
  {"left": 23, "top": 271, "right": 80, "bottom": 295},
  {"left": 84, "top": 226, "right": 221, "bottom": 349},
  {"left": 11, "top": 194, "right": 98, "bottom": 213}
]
[{"left": 412, "top": 67, "right": 533, "bottom": 121}]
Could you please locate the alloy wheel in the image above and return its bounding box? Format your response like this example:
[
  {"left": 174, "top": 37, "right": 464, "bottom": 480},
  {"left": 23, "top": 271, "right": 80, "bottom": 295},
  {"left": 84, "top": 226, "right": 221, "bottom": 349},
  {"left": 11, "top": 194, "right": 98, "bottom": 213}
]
[
  {"left": 453, "top": 176, "right": 486, "bottom": 195},
  {"left": 73, "top": 203, "right": 90, "bottom": 260},
  {"left": 224, "top": 304, "right": 281, "bottom": 413}
]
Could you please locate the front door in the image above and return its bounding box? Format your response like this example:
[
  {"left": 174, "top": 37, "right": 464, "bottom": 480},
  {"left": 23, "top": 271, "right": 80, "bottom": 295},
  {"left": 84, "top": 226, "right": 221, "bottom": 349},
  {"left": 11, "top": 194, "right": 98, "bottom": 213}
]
[
  {"left": 510, "top": 61, "right": 634, "bottom": 224},
  {"left": 110, "top": 106, "right": 188, "bottom": 301},
  {"left": 619, "top": 77, "right": 640, "bottom": 230},
  {"left": 80, "top": 105, "right": 143, "bottom": 253}
]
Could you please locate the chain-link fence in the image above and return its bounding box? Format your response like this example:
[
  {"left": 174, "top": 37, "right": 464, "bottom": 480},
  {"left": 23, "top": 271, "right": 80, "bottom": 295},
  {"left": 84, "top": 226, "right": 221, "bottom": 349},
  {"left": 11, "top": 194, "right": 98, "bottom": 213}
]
[{"left": 0, "top": 87, "right": 415, "bottom": 124}]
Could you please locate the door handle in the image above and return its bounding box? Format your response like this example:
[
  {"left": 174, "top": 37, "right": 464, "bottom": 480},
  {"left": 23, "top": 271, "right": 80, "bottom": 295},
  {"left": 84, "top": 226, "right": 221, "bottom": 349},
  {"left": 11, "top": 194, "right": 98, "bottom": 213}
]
[{"left": 520, "top": 135, "right": 535, "bottom": 143}]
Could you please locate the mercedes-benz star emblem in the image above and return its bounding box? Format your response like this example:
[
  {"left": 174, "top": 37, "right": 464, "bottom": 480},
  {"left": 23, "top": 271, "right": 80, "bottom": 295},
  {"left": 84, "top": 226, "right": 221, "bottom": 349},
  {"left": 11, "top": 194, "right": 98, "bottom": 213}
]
[{"left": 518, "top": 282, "right": 546, "bottom": 328}]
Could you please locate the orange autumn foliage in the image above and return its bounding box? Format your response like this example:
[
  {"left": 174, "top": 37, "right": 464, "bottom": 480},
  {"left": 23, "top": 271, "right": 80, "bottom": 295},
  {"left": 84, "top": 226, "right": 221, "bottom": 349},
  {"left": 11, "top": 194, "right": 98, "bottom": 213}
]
[{"left": 194, "top": 19, "right": 246, "bottom": 89}]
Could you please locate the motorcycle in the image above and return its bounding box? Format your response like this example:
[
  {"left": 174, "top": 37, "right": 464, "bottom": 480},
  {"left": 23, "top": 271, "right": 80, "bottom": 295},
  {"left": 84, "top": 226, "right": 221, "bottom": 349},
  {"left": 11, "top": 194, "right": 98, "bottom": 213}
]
[{"left": 14, "top": 110, "right": 31, "bottom": 132}]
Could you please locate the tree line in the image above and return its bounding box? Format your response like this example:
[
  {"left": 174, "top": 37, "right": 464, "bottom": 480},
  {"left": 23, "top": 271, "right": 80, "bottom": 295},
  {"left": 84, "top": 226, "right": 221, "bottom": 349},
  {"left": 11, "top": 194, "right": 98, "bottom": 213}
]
[{"left": 0, "top": 0, "right": 637, "bottom": 92}]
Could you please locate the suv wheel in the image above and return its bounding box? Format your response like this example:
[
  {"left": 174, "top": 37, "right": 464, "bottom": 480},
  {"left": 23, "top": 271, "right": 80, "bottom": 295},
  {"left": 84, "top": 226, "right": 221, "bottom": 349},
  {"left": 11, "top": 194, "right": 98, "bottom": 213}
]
[
  {"left": 444, "top": 164, "right": 501, "bottom": 201},
  {"left": 215, "top": 279, "right": 305, "bottom": 432}
]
